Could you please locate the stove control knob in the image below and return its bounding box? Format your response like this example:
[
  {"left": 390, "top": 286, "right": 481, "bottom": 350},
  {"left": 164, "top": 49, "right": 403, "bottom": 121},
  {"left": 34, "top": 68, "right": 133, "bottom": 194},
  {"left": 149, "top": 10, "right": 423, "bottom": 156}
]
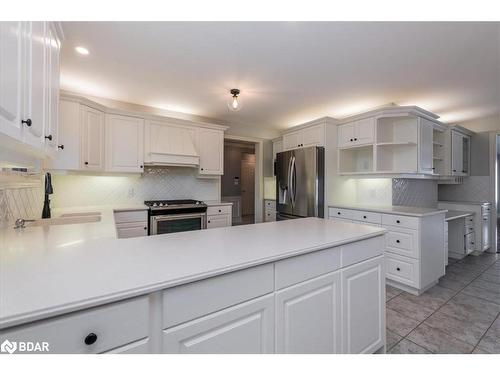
[{"left": 153, "top": 203, "right": 158, "bottom": 207}]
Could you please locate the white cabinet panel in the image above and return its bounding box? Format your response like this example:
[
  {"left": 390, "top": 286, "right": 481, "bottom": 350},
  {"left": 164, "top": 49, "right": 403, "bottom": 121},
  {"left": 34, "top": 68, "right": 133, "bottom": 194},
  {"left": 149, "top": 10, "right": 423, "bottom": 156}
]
[
  {"left": 45, "top": 23, "right": 60, "bottom": 153},
  {"left": 301, "top": 124, "right": 324, "bottom": 147},
  {"left": 418, "top": 118, "right": 434, "bottom": 174},
  {"left": 275, "top": 271, "right": 341, "bottom": 354},
  {"left": 106, "top": 114, "right": 144, "bottom": 173},
  {"left": 47, "top": 99, "right": 80, "bottom": 169},
  {"left": 0, "top": 22, "right": 23, "bottom": 140},
  {"left": 341, "top": 255, "right": 384, "bottom": 353},
  {"left": 81, "top": 105, "right": 105, "bottom": 170},
  {"left": 116, "top": 223, "right": 148, "bottom": 239},
  {"left": 451, "top": 130, "right": 464, "bottom": 176},
  {"left": 355, "top": 118, "right": 375, "bottom": 145},
  {"left": 207, "top": 214, "right": 231, "bottom": 228},
  {"left": 163, "top": 294, "right": 274, "bottom": 354},
  {"left": 283, "top": 131, "right": 300, "bottom": 151},
  {"left": 24, "top": 22, "right": 46, "bottom": 141},
  {"left": 338, "top": 123, "right": 355, "bottom": 148},
  {"left": 105, "top": 338, "right": 149, "bottom": 354},
  {"left": 196, "top": 127, "right": 223, "bottom": 175}
]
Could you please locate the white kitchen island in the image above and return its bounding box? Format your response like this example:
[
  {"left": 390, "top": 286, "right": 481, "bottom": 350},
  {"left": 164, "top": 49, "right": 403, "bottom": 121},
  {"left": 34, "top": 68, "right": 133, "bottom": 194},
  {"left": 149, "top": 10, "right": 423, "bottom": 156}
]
[{"left": 0, "top": 212, "right": 386, "bottom": 354}]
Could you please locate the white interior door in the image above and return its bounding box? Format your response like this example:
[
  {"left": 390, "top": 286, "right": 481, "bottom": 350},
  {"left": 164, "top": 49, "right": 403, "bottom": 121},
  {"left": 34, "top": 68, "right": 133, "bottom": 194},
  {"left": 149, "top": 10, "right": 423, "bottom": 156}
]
[{"left": 241, "top": 156, "right": 255, "bottom": 216}]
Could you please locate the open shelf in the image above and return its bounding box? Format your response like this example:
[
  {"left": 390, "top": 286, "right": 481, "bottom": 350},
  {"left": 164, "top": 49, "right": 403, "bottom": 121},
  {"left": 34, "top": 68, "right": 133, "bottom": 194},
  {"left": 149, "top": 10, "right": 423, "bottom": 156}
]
[
  {"left": 339, "top": 145, "right": 374, "bottom": 174},
  {"left": 376, "top": 144, "right": 417, "bottom": 172},
  {"left": 376, "top": 141, "right": 417, "bottom": 147},
  {"left": 376, "top": 116, "right": 418, "bottom": 144}
]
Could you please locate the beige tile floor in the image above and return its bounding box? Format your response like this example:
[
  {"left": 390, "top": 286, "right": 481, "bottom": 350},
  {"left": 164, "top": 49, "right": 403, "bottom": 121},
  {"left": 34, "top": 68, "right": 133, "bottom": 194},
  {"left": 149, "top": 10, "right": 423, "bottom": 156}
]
[{"left": 386, "top": 252, "right": 500, "bottom": 354}]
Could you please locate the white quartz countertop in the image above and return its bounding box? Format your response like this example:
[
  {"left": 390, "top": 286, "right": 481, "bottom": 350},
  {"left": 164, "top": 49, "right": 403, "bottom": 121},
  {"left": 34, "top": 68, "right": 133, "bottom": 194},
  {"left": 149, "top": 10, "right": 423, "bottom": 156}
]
[
  {"left": 329, "top": 204, "right": 447, "bottom": 217},
  {"left": 0, "top": 210, "right": 385, "bottom": 329},
  {"left": 445, "top": 210, "right": 475, "bottom": 221}
]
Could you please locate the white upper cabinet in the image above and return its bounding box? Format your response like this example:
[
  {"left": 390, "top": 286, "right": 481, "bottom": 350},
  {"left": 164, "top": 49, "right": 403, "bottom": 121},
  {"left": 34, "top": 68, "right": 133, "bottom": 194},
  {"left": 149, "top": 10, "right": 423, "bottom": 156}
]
[
  {"left": 195, "top": 127, "right": 224, "bottom": 175},
  {"left": 81, "top": 105, "right": 105, "bottom": 171},
  {"left": 0, "top": 22, "right": 24, "bottom": 140},
  {"left": 451, "top": 130, "right": 470, "bottom": 176},
  {"left": 338, "top": 118, "right": 375, "bottom": 148},
  {"left": 283, "top": 123, "right": 325, "bottom": 151},
  {"left": 0, "top": 21, "right": 61, "bottom": 155},
  {"left": 106, "top": 114, "right": 144, "bottom": 173}
]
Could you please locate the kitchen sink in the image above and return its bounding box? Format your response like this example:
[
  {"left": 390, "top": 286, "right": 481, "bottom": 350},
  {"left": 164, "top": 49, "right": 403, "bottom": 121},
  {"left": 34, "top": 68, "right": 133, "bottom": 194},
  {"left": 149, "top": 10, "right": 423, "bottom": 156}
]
[{"left": 25, "top": 214, "right": 101, "bottom": 227}]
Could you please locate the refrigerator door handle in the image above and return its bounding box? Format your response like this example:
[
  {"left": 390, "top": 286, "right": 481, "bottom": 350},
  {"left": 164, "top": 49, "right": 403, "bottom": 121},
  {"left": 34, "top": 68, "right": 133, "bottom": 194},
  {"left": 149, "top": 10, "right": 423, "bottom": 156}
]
[
  {"left": 288, "top": 156, "right": 294, "bottom": 207},
  {"left": 290, "top": 156, "right": 296, "bottom": 207}
]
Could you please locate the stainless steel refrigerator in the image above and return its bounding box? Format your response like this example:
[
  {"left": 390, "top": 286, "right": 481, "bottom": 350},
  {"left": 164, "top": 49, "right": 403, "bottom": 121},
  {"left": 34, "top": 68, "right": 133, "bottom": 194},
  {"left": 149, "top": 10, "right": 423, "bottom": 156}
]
[{"left": 275, "top": 146, "right": 324, "bottom": 220}]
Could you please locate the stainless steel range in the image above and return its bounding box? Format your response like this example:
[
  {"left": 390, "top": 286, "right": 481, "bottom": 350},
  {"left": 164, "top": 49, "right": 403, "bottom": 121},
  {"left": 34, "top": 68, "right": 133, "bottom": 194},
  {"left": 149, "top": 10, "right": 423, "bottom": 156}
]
[{"left": 145, "top": 199, "right": 207, "bottom": 235}]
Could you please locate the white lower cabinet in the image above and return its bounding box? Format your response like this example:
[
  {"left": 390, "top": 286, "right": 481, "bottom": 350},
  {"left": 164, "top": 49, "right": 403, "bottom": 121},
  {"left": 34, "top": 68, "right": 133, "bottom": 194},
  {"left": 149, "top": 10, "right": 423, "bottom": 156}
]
[
  {"left": 105, "top": 338, "right": 150, "bottom": 354},
  {"left": 275, "top": 271, "right": 341, "bottom": 354},
  {"left": 206, "top": 204, "right": 232, "bottom": 229},
  {"left": 163, "top": 294, "right": 274, "bottom": 354},
  {"left": 341, "top": 255, "right": 385, "bottom": 354}
]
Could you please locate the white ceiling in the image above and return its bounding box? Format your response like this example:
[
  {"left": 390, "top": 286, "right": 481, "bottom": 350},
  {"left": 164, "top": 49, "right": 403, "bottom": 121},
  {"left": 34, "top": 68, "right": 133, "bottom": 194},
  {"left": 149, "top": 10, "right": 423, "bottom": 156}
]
[{"left": 60, "top": 22, "right": 500, "bottom": 135}]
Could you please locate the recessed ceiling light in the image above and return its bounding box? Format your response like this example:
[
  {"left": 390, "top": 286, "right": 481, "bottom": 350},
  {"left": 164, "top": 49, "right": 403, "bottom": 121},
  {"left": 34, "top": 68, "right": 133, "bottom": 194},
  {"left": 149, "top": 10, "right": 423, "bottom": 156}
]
[{"left": 75, "top": 46, "right": 89, "bottom": 55}]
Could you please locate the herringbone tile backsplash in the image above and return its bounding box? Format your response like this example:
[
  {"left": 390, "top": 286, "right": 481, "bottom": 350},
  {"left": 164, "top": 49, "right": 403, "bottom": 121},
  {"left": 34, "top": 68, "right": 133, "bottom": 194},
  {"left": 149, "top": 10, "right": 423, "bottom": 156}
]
[
  {"left": 392, "top": 178, "right": 438, "bottom": 208},
  {"left": 51, "top": 167, "right": 220, "bottom": 208},
  {"left": 0, "top": 168, "right": 219, "bottom": 225}
]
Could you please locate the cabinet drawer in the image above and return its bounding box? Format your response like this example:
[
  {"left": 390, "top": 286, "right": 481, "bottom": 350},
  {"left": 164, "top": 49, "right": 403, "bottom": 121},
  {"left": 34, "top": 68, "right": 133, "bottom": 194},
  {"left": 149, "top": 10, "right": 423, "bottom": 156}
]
[
  {"left": 382, "top": 214, "right": 419, "bottom": 230},
  {"left": 340, "top": 235, "right": 385, "bottom": 268},
  {"left": 114, "top": 209, "right": 148, "bottom": 224},
  {"left": 207, "top": 214, "right": 231, "bottom": 228},
  {"left": 385, "top": 253, "right": 419, "bottom": 287},
  {"left": 351, "top": 210, "right": 382, "bottom": 225},
  {"left": 104, "top": 338, "right": 150, "bottom": 354},
  {"left": 385, "top": 226, "right": 419, "bottom": 259},
  {"left": 275, "top": 246, "right": 341, "bottom": 290},
  {"left": 264, "top": 211, "right": 276, "bottom": 222},
  {"left": 162, "top": 264, "right": 274, "bottom": 328},
  {"left": 265, "top": 200, "right": 276, "bottom": 210},
  {"left": 0, "top": 297, "right": 149, "bottom": 354},
  {"left": 464, "top": 223, "right": 475, "bottom": 234},
  {"left": 328, "top": 207, "right": 353, "bottom": 220},
  {"left": 207, "top": 205, "right": 232, "bottom": 216},
  {"left": 116, "top": 222, "right": 148, "bottom": 238}
]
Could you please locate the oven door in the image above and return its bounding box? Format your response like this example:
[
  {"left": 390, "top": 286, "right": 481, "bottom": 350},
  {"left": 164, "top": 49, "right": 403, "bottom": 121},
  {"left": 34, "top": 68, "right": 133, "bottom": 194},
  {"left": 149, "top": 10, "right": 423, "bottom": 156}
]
[{"left": 150, "top": 213, "right": 207, "bottom": 235}]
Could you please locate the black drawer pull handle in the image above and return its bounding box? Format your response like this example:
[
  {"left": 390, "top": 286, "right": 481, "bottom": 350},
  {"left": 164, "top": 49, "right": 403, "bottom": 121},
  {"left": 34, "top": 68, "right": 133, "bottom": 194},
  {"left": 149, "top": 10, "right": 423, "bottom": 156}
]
[
  {"left": 396, "top": 220, "right": 400, "bottom": 224},
  {"left": 363, "top": 215, "right": 367, "bottom": 219},
  {"left": 84, "top": 161, "right": 89, "bottom": 165},
  {"left": 396, "top": 267, "right": 401, "bottom": 271},
  {"left": 140, "top": 165, "right": 143, "bottom": 168},
  {"left": 21, "top": 119, "right": 32, "bottom": 127},
  {"left": 208, "top": 220, "right": 211, "bottom": 224},
  {"left": 84, "top": 333, "right": 97, "bottom": 345},
  {"left": 337, "top": 212, "right": 341, "bottom": 215},
  {"left": 396, "top": 240, "right": 400, "bottom": 243},
  {"left": 350, "top": 138, "right": 353, "bottom": 142},
  {"left": 218, "top": 209, "right": 222, "bottom": 213}
]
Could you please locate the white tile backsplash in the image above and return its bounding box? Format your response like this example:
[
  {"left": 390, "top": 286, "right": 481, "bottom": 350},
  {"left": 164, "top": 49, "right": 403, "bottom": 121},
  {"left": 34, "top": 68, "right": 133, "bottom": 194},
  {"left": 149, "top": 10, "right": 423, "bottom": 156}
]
[
  {"left": 392, "top": 178, "right": 438, "bottom": 208},
  {"left": 438, "top": 176, "right": 491, "bottom": 203},
  {"left": 0, "top": 179, "right": 44, "bottom": 225},
  {"left": 51, "top": 167, "right": 220, "bottom": 208}
]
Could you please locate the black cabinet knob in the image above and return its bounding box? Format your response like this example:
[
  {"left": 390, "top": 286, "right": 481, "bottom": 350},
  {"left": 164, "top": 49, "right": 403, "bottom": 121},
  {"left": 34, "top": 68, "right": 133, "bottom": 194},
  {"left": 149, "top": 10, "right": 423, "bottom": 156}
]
[
  {"left": 396, "top": 220, "right": 400, "bottom": 224},
  {"left": 337, "top": 212, "right": 341, "bottom": 215},
  {"left": 350, "top": 138, "right": 353, "bottom": 142},
  {"left": 354, "top": 138, "right": 358, "bottom": 141},
  {"left": 453, "top": 169, "right": 456, "bottom": 172},
  {"left": 462, "top": 170, "right": 466, "bottom": 173},
  {"left": 396, "top": 240, "right": 400, "bottom": 243},
  {"left": 21, "top": 119, "right": 32, "bottom": 127},
  {"left": 218, "top": 209, "right": 221, "bottom": 213},
  {"left": 58, "top": 144, "right": 64, "bottom": 150},
  {"left": 140, "top": 165, "right": 143, "bottom": 168},
  {"left": 363, "top": 215, "right": 367, "bottom": 219},
  {"left": 44, "top": 135, "right": 52, "bottom": 141},
  {"left": 201, "top": 168, "right": 204, "bottom": 171},
  {"left": 84, "top": 162, "right": 89, "bottom": 165},
  {"left": 396, "top": 267, "right": 401, "bottom": 271},
  {"left": 84, "top": 333, "right": 97, "bottom": 345},
  {"left": 208, "top": 220, "right": 211, "bottom": 224},
  {"left": 143, "top": 227, "right": 147, "bottom": 230}
]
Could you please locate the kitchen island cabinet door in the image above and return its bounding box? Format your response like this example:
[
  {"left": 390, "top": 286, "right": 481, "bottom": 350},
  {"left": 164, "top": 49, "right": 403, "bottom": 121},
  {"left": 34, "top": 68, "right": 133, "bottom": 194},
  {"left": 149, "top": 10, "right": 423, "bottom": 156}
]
[
  {"left": 341, "top": 255, "right": 385, "bottom": 354},
  {"left": 275, "top": 271, "right": 341, "bottom": 354},
  {"left": 163, "top": 294, "right": 274, "bottom": 354}
]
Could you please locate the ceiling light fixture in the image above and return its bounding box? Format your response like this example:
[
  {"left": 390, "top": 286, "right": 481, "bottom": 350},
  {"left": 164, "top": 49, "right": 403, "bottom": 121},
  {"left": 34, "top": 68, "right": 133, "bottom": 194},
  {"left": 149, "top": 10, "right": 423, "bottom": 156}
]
[
  {"left": 75, "top": 46, "right": 89, "bottom": 55},
  {"left": 227, "top": 89, "right": 242, "bottom": 111}
]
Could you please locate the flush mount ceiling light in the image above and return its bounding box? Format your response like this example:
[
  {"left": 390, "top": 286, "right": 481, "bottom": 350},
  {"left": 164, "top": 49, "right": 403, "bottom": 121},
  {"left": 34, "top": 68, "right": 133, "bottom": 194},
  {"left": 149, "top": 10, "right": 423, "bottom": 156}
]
[
  {"left": 75, "top": 46, "right": 89, "bottom": 55},
  {"left": 227, "top": 89, "right": 242, "bottom": 111}
]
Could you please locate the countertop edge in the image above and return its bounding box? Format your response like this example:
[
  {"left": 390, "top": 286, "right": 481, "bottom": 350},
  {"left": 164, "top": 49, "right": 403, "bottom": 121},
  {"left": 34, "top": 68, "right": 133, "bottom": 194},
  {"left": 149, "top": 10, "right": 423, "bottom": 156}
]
[
  {"left": 0, "top": 229, "right": 386, "bottom": 330},
  {"left": 328, "top": 204, "right": 447, "bottom": 217}
]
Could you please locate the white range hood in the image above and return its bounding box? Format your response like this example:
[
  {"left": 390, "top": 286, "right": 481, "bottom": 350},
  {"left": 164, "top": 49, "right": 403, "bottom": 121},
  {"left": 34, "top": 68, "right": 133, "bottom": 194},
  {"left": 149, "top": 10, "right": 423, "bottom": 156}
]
[{"left": 144, "top": 120, "right": 200, "bottom": 167}]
